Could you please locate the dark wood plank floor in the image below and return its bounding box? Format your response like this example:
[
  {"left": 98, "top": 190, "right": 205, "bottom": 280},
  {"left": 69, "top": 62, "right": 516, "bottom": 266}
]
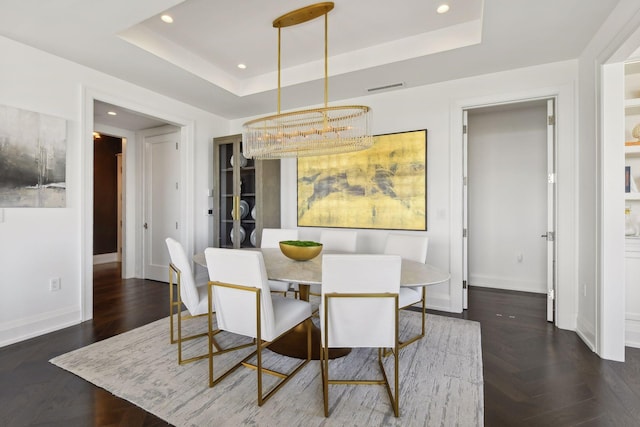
[
  {"left": 0, "top": 263, "right": 170, "bottom": 427},
  {"left": 1, "top": 262, "right": 639, "bottom": 426},
  {"left": 443, "top": 289, "right": 640, "bottom": 426}
]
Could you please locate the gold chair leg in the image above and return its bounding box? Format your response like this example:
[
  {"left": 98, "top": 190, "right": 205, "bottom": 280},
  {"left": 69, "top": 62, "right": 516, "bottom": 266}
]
[
  {"left": 323, "top": 293, "right": 400, "bottom": 417},
  {"left": 169, "top": 265, "right": 178, "bottom": 344},
  {"left": 321, "top": 294, "right": 329, "bottom": 416},
  {"left": 422, "top": 287, "right": 426, "bottom": 336},
  {"left": 257, "top": 333, "right": 264, "bottom": 406},
  {"left": 396, "top": 287, "right": 427, "bottom": 351},
  {"left": 322, "top": 343, "right": 329, "bottom": 416},
  {"left": 209, "top": 325, "right": 309, "bottom": 405},
  {"left": 207, "top": 282, "right": 311, "bottom": 405},
  {"left": 256, "top": 319, "right": 311, "bottom": 405},
  {"left": 178, "top": 312, "right": 211, "bottom": 365},
  {"left": 170, "top": 265, "right": 214, "bottom": 364}
]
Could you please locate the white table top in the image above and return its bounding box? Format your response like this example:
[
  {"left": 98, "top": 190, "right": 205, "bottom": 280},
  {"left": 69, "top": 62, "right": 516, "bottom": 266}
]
[{"left": 194, "top": 248, "right": 450, "bottom": 287}]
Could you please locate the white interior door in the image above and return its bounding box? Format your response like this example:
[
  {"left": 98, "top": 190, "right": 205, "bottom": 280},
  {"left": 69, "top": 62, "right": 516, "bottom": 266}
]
[
  {"left": 545, "top": 99, "right": 556, "bottom": 322},
  {"left": 462, "top": 110, "right": 469, "bottom": 309},
  {"left": 144, "top": 131, "right": 180, "bottom": 282}
]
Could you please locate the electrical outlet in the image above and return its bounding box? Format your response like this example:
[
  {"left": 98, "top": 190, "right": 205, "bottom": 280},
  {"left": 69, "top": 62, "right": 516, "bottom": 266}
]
[{"left": 50, "top": 277, "right": 61, "bottom": 292}]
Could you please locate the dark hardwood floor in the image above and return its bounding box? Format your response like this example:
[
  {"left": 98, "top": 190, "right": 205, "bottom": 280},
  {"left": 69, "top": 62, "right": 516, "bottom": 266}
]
[
  {"left": 444, "top": 289, "right": 640, "bottom": 426},
  {"left": 0, "top": 263, "right": 170, "bottom": 427},
  {"left": 1, "top": 263, "right": 639, "bottom": 426}
]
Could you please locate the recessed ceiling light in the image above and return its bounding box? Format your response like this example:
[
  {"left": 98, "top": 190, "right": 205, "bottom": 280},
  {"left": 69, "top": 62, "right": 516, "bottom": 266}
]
[
  {"left": 161, "top": 14, "right": 174, "bottom": 24},
  {"left": 437, "top": 4, "right": 450, "bottom": 14},
  {"left": 237, "top": 63, "right": 247, "bottom": 70},
  {"left": 107, "top": 111, "right": 117, "bottom": 116}
]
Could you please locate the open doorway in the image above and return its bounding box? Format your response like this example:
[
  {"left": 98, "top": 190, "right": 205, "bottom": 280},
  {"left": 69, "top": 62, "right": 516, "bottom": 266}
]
[
  {"left": 93, "top": 101, "right": 169, "bottom": 279},
  {"left": 82, "top": 92, "right": 196, "bottom": 322},
  {"left": 92, "top": 133, "right": 123, "bottom": 268},
  {"left": 92, "top": 100, "right": 175, "bottom": 308},
  {"left": 463, "top": 99, "right": 556, "bottom": 321}
]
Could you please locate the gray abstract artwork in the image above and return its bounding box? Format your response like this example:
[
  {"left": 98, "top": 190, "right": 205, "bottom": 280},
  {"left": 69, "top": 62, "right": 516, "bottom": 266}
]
[{"left": 0, "top": 104, "right": 66, "bottom": 207}]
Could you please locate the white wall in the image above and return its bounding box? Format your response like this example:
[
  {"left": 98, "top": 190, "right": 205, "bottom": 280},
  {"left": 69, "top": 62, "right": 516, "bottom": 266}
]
[
  {"left": 467, "top": 103, "right": 548, "bottom": 294},
  {"left": 231, "top": 60, "right": 579, "bottom": 318},
  {"left": 0, "top": 35, "right": 228, "bottom": 347}
]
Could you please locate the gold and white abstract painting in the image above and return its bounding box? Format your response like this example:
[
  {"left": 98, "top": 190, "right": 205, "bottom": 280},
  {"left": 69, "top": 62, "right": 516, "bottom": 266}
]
[{"left": 297, "top": 129, "right": 426, "bottom": 230}]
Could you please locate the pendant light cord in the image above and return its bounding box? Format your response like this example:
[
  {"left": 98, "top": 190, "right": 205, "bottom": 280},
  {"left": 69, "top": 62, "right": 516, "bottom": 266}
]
[
  {"left": 277, "top": 27, "right": 281, "bottom": 114},
  {"left": 324, "top": 12, "right": 328, "bottom": 108}
]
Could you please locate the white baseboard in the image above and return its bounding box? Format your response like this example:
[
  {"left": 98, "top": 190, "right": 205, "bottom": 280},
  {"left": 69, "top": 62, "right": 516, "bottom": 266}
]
[
  {"left": 425, "top": 292, "right": 455, "bottom": 313},
  {"left": 575, "top": 315, "right": 596, "bottom": 352},
  {"left": 93, "top": 252, "right": 120, "bottom": 264},
  {"left": 626, "top": 313, "right": 640, "bottom": 348},
  {"left": 0, "top": 306, "right": 81, "bottom": 348},
  {"left": 470, "top": 273, "right": 546, "bottom": 294}
]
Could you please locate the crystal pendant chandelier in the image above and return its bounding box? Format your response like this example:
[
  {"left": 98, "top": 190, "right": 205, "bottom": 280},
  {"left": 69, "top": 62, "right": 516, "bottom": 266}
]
[{"left": 242, "top": 2, "right": 373, "bottom": 159}]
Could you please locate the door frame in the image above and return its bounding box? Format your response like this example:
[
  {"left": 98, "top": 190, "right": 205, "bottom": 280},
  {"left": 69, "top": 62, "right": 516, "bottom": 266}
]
[
  {"left": 449, "top": 85, "right": 577, "bottom": 331},
  {"left": 461, "top": 99, "right": 556, "bottom": 321},
  {"left": 81, "top": 87, "right": 195, "bottom": 321},
  {"left": 116, "top": 153, "right": 123, "bottom": 263}
]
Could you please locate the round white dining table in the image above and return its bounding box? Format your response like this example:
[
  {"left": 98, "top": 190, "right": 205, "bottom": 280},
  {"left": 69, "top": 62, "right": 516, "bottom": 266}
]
[
  {"left": 194, "top": 247, "right": 450, "bottom": 359},
  {"left": 193, "top": 247, "right": 450, "bottom": 289}
]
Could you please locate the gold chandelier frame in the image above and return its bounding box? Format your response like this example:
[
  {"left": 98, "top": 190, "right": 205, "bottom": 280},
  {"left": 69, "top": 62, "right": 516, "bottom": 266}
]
[{"left": 242, "top": 2, "right": 373, "bottom": 159}]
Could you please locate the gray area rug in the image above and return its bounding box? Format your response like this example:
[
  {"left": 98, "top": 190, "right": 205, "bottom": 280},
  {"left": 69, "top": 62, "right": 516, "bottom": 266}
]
[{"left": 51, "top": 311, "right": 483, "bottom": 426}]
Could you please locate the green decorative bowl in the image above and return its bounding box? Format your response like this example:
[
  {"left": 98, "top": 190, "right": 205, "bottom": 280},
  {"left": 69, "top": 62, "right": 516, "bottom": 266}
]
[{"left": 279, "top": 240, "right": 323, "bottom": 261}]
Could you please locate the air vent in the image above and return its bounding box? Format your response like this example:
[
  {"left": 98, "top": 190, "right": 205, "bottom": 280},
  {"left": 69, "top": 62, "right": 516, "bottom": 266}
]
[{"left": 367, "top": 82, "right": 405, "bottom": 93}]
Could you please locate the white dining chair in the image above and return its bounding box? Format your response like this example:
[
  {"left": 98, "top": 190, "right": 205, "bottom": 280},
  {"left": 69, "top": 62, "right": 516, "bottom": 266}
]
[
  {"left": 260, "top": 228, "right": 299, "bottom": 296},
  {"left": 320, "top": 254, "right": 402, "bottom": 417},
  {"left": 308, "top": 229, "right": 358, "bottom": 297},
  {"left": 204, "top": 247, "right": 312, "bottom": 406},
  {"left": 319, "top": 229, "right": 358, "bottom": 252},
  {"left": 165, "top": 237, "right": 210, "bottom": 365},
  {"left": 384, "top": 233, "right": 429, "bottom": 349},
  {"left": 261, "top": 227, "right": 298, "bottom": 248}
]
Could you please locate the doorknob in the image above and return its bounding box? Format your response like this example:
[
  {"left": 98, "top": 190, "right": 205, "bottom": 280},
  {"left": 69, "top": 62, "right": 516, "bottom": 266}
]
[
  {"left": 143, "top": 222, "right": 148, "bottom": 230},
  {"left": 540, "top": 233, "right": 547, "bottom": 238}
]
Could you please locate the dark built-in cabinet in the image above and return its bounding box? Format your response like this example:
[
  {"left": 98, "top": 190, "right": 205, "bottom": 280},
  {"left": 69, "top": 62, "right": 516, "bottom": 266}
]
[{"left": 212, "top": 134, "right": 280, "bottom": 248}]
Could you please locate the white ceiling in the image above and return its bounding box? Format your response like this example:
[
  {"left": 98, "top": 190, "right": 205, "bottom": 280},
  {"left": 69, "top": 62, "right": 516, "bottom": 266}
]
[
  {"left": 94, "top": 100, "right": 168, "bottom": 131},
  {"left": 0, "top": 0, "right": 623, "bottom": 126}
]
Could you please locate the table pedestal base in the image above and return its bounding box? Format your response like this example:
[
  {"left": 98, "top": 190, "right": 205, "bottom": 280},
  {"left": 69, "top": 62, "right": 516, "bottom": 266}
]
[
  {"left": 268, "top": 320, "right": 350, "bottom": 360},
  {"left": 268, "top": 284, "right": 349, "bottom": 360}
]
